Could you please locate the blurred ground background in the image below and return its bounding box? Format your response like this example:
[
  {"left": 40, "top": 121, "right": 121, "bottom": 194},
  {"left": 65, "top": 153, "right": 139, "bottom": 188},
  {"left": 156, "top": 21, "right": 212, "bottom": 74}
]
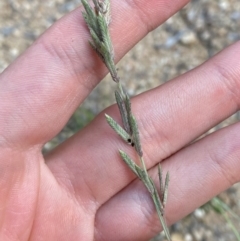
[{"left": 0, "top": 0, "right": 240, "bottom": 240}]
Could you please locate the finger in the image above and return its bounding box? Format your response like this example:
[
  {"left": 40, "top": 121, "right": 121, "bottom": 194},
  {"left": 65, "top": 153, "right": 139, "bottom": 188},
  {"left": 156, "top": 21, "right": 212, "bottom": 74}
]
[
  {"left": 46, "top": 41, "right": 240, "bottom": 205},
  {"left": 0, "top": 0, "right": 189, "bottom": 148},
  {"left": 95, "top": 122, "right": 240, "bottom": 241}
]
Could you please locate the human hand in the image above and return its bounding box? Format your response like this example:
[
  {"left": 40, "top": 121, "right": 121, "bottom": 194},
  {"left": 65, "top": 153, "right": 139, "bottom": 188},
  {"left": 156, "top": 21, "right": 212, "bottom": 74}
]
[{"left": 1, "top": 0, "right": 240, "bottom": 240}]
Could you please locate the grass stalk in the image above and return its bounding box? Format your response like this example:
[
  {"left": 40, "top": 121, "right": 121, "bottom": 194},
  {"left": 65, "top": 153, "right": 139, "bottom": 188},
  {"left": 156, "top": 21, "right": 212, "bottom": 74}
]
[{"left": 81, "top": 1, "right": 172, "bottom": 240}]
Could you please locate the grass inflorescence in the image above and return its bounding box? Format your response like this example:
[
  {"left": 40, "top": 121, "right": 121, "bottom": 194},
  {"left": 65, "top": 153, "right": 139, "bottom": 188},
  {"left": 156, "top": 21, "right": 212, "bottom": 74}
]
[{"left": 81, "top": 1, "right": 172, "bottom": 240}]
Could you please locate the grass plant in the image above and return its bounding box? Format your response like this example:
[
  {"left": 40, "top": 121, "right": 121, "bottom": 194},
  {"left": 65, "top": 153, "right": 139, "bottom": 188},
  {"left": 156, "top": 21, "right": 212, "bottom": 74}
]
[{"left": 81, "top": 0, "right": 171, "bottom": 240}]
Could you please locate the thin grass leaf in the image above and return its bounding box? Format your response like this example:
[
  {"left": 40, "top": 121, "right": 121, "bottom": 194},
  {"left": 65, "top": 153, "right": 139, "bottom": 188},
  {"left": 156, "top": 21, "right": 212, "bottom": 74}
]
[
  {"left": 119, "top": 151, "right": 150, "bottom": 185},
  {"left": 96, "top": 9, "right": 117, "bottom": 80},
  {"left": 96, "top": 15, "right": 105, "bottom": 41},
  {"left": 119, "top": 150, "right": 141, "bottom": 178},
  {"left": 149, "top": 178, "right": 171, "bottom": 241},
  {"left": 115, "top": 90, "right": 131, "bottom": 134},
  {"left": 149, "top": 178, "right": 163, "bottom": 206},
  {"left": 81, "top": 0, "right": 100, "bottom": 36},
  {"left": 135, "top": 166, "right": 145, "bottom": 180},
  {"left": 222, "top": 213, "right": 240, "bottom": 241},
  {"left": 158, "top": 164, "right": 164, "bottom": 201},
  {"left": 123, "top": 91, "right": 133, "bottom": 135},
  {"left": 211, "top": 197, "right": 240, "bottom": 221},
  {"left": 140, "top": 174, "right": 154, "bottom": 194},
  {"left": 89, "top": 33, "right": 111, "bottom": 67},
  {"left": 210, "top": 197, "right": 240, "bottom": 241},
  {"left": 97, "top": 15, "right": 111, "bottom": 52},
  {"left": 129, "top": 115, "right": 143, "bottom": 157},
  {"left": 102, "top": 50, "right": 118, "bottom": 82},
  {"left": 149, "top": 181, "right": 172, "bottom": 241},
  {"left": 163, "top": 172, "right": 170, "bottom": 207},
  {"left": 89, "top": 28, "right": 102, "bottom": 49},
  {"left": 105, "top": 114, "right": 131, "bottom": 143},
  {"left": 81, "top": 0, "right": 95, "bottom": 22}
]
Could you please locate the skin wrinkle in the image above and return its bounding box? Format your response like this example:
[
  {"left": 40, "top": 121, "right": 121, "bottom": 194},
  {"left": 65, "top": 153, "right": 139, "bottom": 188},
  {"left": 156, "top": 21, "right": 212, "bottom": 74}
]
[
  {"left": 134, "top": 86, "right": 189, "bottom": 159},
  {"left": 35, "top": 9, "right": 108, "bottom": 93},
  {"left": 125, "top": 0, "right": 154, "bottom": 34},
  {"left": 207, "top": 128, "right": 240, "bottom": 186},
  {"left": 62, "top": 87, "right": 81, "bottom": 113},
  {"left": 0, "top": 148, "right": 40, "bottom": 240},
  {"left": 62, "top": 174, "right": 97, "bottom": 216},
  {"left": 207, "top": 148, "right": 235, "bottom": 188},
  {"left": 0, "top": 134, "right": 14, "bottom": 149},
  {"left": 46, "top": 116, "right": 114, "bottom": 207},
  {"left": 213, "top": 60, "right": 240, "bottom": 111},
  {"left": 172, "top": 124, "right": 240, "bottom": 202},
  {"left": 47, "top": 152, "right": 99, "bottom": 214},
  {"left": 126, "top": 0, "right": 187, "bottom": 34},
  {"left": 141, "top": 113, "right": 174, "bottom": 160},
  {"left": 28, "top": 166, "right": 84, "bottom": 240},
  {"left": 35, "top": 30, "right": 97, "bottom": 94},
  {"left": 0, "top": 57, "right": 66, "bottom": 147},
  {"left": 129, "top": 97, "right": 168, "bottom": 158},
  {"left": 79, "top": 172, "right": 100, "bottom": 213},
  {"left": 135, "top": 85, "right": 189, "bottom": 156},
  {"left": 125, "top": 90, "right": 180, "bottom": 161},
  {"left": 36, "top": 39, "right": 75, "bottom": 78},
  {"left": 131, "top": 191, "right": 158, "bottom": 236}
]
